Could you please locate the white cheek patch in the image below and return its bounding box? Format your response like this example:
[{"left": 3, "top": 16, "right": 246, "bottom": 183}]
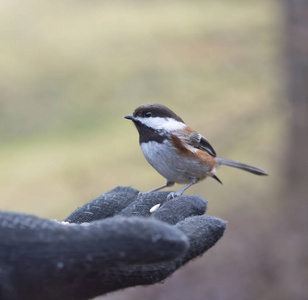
[{"left": 135, "top": 117, "right": 186, "bottom": 132}]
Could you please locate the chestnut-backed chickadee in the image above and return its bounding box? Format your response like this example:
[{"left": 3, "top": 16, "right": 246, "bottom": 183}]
[{"left": 125, "top": 103, "right": 268, "bottom": 199}]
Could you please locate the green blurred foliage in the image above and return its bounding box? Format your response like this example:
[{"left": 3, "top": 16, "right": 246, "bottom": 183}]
[{"left": 0, "top": 0, "right": 284, "bottom": 223}]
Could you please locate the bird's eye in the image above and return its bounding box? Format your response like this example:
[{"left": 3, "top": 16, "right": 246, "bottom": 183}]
[{"left": 145, "top": 111, "right": 152, "bottom": 117}]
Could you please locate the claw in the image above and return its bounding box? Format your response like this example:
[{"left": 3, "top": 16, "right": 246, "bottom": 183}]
[
  {"left": 166, "top": 179, "right": 199, "bottom": 200},
  {"left": 167, "top": 192, "right": 177, "bottom": 200}
]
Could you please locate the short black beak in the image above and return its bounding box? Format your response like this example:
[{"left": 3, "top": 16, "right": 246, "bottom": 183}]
[{"left": 124, "top": 114, "right": 134, "bottom": 120}]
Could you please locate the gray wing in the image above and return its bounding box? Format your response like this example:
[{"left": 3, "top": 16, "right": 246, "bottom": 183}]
[{"left": 188, "top": 132, "right": 217, "bottom": 157}]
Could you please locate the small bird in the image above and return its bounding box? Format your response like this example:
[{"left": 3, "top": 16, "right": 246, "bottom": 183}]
[{"left": 125, "top": 103, "right": 268, "bottom": 199}]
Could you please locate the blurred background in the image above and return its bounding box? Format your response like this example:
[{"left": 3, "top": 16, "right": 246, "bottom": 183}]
[{"left": 0, "top": 0, "right": 307, "bottom": 299}]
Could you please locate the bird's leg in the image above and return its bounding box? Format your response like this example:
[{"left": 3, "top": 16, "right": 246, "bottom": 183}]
[
  {"left": 148, "top": 180, "right": 175, "bottom": 193},
  {"left": 167, "top": 178, "right": 199, "bottom": 200},
  {"left": 138, "top": 180, "right": 174, "bottom": 198}
]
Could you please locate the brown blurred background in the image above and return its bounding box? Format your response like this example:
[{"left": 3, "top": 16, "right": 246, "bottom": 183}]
[{"left": 0, "top": 0, "right": 307, "bottom": 299}]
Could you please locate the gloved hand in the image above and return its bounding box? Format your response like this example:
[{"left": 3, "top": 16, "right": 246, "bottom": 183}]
[{"left": 0, "top": 186, "right": 226, "bottom": 300}]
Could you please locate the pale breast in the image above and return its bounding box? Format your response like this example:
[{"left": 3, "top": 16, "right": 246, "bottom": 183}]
[{"left": 140, "top": 140, "right": 214, "bottom": 183}]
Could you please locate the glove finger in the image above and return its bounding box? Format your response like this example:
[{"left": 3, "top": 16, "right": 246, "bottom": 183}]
[
  {"left": 81, "top": 215, "right": 226, "bottom": 295},
  {"left": 152, "top": 195, "right": 207, "bottom": 225},
  {"left": 11, "top": 215, "right": 189, "bottom": 267},
  {"left": 90, "top": 217, "right": 188, "bottom": 266},
  {"left": 64, "top": 186, "right": 139, "bottom": 223},
  {"left": 1, "top": 213, "right": 189, "bottom": 300},
  {"left": 176, "top": 215, "right": 227, "bottom": 263},
  {"left": 118, "top": 191, "right": 171, "bottom": 217}
]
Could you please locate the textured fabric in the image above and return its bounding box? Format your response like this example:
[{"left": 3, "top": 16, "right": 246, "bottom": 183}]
[{"left": 0, "top": 186, "right": 226, "bottom": 300}]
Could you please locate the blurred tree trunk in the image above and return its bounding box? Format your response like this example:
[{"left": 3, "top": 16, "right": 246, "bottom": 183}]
[
  {"left": 280, "top": 0, "right": 308, "bottom": 298},
  {"left": 284, "top": 0, "right": 308, "bottom": 215}
]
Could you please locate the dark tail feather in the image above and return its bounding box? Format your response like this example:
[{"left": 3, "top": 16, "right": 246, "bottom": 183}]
[
  {"left": 212, "top": 175, "right": 223, "bottom": 184},
  {"left": 216, "top": 157, "right": 268, "bottom": 176}
]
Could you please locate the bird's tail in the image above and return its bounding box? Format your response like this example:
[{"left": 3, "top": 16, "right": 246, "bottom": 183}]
[{"left": 216, "top": 157, "right": 268, "bottom": 176}]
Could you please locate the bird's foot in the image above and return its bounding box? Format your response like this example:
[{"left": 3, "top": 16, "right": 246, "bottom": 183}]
[{"left": 167, "top": 192, "right": 182, "bottom": 200}]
